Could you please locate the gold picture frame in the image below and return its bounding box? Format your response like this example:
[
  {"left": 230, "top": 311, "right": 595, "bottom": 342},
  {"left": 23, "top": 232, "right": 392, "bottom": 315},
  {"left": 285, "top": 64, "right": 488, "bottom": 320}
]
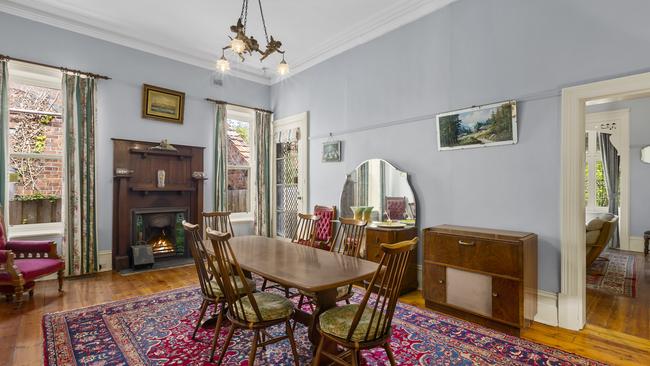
[{"left": 142, "top": 84, "right": 185, "bottom": 124}]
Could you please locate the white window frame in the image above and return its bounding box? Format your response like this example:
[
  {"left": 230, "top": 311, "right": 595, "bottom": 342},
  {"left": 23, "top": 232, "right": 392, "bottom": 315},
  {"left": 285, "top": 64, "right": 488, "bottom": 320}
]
[
  {"left": 584, "top": 130, "right": 608, "bottom": 214},
  {"left": 226, "top": 105, "right": 256, "bottom": 222},
  {"left": 4, "top": 62, "right": 64, "bottom": 237}
]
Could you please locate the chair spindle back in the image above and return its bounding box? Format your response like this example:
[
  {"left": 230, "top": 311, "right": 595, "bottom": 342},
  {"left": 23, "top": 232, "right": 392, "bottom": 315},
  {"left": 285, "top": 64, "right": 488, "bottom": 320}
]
[
  {"left": 202, "top": 211, "right": 235, "bottom": 238},
  {"left": 182, "top": 221, "right": 222, "bottom": 299},
  {"left": 206, "top": 228, "right": 261, "bottom": 323},
  {"left": 291, "top": 213, "right": 320, "bottom": 246},
  {"left": 330, "top": 218, "right": 367, "bottom": 257},
  {"left": 347, "top": 238, "right": 417, "bottom": 342}
]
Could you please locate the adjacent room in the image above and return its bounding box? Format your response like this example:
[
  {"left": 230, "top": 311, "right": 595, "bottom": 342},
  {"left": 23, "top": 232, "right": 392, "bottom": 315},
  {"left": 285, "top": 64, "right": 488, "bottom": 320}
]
[{"left": 1, "top": 1, "right": 649, "bottom": 365}]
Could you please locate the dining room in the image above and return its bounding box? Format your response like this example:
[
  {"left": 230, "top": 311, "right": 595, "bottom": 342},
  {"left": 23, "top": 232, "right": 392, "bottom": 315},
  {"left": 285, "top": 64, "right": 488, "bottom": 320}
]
[{"left": 4, "top": 1, "right": 650, "bottom": 365}]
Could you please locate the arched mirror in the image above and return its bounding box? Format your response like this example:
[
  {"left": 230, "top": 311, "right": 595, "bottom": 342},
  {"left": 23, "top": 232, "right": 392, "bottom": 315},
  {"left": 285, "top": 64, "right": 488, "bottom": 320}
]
[{"left": 340, "top": 159, "right": 416, "bottom": 226}]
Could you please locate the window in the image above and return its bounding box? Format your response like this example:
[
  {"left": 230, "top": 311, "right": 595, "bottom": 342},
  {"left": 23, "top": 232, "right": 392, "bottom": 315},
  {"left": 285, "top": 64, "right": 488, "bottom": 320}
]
[
  {"left": 584, "top": 131, "right": 609, "bottom": 212},
  {"left": 5, "top": 62, "right": 63, "bottom": 234},
  {"left": 226, "top": 106, "right": 255, "bottom": 219}
]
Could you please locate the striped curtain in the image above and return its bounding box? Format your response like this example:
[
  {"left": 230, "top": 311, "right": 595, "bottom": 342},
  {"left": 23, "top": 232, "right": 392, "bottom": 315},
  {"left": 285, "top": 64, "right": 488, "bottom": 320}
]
[
  {"left": 254, "top": 110, "right": 272, "bottom": 237},
  {"left": 0, "top": 61, "right": 7, "bottom": 210},
  {"left": 63, "top": 74, "right": 98, "bottom": 276},
  {"left": 214, "top": 104, "right": 228, "bottom": 211}
]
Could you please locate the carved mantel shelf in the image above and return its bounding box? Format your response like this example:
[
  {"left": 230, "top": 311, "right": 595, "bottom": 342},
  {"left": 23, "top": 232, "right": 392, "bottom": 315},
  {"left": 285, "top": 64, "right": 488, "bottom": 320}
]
[{"left": 129, "top": 147, "right": 192, "bottom": 160}]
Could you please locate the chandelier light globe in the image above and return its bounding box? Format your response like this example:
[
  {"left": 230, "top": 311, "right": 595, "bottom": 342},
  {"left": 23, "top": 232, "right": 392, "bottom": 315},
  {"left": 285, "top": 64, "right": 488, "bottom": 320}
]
[
  {"left": 277, "top": 58, "right": 289, "bottom": 75},
  {"left": 216, "top": 56, "right": 230, "bottom": 72},
  {"left": 230, "top": 38, "right": 246, "bottom": 54}
]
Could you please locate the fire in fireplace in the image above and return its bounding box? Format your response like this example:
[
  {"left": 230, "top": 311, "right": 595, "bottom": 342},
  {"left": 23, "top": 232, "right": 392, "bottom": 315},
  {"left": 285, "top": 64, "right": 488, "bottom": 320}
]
[{"left": 133, "top": 208, "right": 188, "bottom": 258}]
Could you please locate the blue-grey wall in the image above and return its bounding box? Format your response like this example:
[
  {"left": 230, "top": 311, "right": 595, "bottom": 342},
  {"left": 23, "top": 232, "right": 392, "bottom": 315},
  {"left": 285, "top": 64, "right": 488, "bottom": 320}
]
[
  {"left": 0, "top": 13, "right": 270, "bottom": 251},
  {"left": 270, "top": 0, "right": 650, "bottom": 292},
  {"left": 587, "top": 97, "right": 650, "bottom": 238}
]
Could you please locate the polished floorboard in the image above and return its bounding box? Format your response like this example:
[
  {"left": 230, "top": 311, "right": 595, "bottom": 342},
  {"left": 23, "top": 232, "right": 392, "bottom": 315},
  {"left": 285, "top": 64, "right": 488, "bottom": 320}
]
[
  {"left": 586, "top": 249, "right": 650, "bottom": 339},
  {"left": 1, "top": 266, "right": 649, "bottom": 366}
]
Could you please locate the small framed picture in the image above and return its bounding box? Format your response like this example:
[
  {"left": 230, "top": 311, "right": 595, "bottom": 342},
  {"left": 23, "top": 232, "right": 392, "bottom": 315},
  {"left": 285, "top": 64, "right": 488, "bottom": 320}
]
[
  {"left": 142, "top": 84, "right": 185, "bottom": 124},
  {"left": 322, "top": 140, "right": 342, "bottom": 162}
]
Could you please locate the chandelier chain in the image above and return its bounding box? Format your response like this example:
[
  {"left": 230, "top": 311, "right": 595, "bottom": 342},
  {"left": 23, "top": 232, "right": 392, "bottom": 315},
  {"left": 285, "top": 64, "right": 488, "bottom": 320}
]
[
  {"left": 241, "top": 0, "right": 249, "bottom": 31},
  {"left": 257, "top": 0, "right": 270, "bottom": 44}
]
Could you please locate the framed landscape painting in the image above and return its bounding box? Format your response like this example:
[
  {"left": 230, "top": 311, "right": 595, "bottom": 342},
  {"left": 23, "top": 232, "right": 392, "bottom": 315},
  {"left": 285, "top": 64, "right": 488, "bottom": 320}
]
[
  {"left": 142, "top": 84, "right": 185, "bottom": 123},
  {"left": 436, "top": 100, "right": 517, "bottom": 151}
]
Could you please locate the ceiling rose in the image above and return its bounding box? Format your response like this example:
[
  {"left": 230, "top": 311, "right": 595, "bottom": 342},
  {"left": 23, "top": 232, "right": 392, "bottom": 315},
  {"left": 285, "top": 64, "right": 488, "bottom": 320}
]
[{"left": 217, "top": 0, "right": 289, "bottom": 76}]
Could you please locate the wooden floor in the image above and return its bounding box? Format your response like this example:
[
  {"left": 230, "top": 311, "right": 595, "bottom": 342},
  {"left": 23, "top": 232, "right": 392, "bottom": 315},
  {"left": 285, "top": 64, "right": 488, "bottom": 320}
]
[
  {"left": 586, "top": 249, "right": 650, "bottom": 339},
  {"left": 2, "top": 266, "right": 650, "bottom": 366}
]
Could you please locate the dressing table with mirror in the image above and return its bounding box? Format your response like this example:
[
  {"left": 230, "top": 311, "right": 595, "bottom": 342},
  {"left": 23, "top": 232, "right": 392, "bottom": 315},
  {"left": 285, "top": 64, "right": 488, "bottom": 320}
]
[{"left": 340, "top": 159, "right": 419, "bottom": 294}]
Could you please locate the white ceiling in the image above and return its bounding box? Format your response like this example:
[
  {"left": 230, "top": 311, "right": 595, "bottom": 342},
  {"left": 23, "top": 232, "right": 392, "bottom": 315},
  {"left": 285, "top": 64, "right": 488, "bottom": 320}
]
[{"left": 0, "top": 0, "right": 455, "bottom": 84}]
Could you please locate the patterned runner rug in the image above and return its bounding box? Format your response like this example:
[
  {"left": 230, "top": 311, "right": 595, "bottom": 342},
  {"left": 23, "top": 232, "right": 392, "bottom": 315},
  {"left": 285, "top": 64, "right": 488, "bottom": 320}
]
[
  {"left": 587, "top": 250, "right": 637, "bottom": 297},
  {"left": 43, "top": 279, "right": 603, "bottom": 365}
]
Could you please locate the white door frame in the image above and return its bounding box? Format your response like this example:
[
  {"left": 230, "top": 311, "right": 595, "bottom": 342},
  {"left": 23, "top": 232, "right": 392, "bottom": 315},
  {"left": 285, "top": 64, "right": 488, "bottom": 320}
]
[
  {"left": 270, "top": 112, "right": 309, "bottom": 237},
  {"left": 585, "top": 109, "right": 630, "bottom": 250},
  {"left": 559, "top": 71, "right": 650, "bottom": 330}
]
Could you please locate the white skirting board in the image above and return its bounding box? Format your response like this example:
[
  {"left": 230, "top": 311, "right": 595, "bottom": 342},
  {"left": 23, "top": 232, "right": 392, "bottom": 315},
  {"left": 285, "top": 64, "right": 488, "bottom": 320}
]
[
  {"left": 416, "top": 265, "right": 559, "bottom": 326},
  {"left": 629, "top": 236, "right": 645, "bottom": 253},
  {"left": 98, "top": 250, "right": 112, "bottom": 272}
]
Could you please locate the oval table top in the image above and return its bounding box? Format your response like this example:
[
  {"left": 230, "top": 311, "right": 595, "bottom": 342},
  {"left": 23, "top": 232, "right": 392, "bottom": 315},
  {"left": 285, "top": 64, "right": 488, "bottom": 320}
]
[{"left": 203, "top": 235, "right": 379, "bottom": 293}]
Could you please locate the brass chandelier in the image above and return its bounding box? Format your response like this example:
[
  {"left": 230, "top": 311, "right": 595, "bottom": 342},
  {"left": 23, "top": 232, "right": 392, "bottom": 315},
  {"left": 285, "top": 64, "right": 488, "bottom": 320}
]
[{"left": 217, "top": 0, "right": 289, "bottom": 75}]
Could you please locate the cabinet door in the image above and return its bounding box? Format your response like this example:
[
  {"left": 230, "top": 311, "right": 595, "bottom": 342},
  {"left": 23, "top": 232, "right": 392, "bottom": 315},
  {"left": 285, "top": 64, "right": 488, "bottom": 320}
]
[
  {"left": 492, "top": 277, "right": 521, "bottom": 325},
  {"left": 423, "top": 264, "right": 446, "bottom": 303}
]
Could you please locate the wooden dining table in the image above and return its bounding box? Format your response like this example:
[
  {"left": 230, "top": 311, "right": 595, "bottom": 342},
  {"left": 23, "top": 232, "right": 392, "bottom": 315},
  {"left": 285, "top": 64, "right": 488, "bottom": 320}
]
[{"left": 203, "top": 235, "right": 379, "bottom": 363}]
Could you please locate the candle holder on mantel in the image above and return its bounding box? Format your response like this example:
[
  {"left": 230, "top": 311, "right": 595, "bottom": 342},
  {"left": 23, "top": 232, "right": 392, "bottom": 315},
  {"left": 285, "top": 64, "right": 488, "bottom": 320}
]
[{"left": 157, "top": 170, "right": 166, "bottom": 188}]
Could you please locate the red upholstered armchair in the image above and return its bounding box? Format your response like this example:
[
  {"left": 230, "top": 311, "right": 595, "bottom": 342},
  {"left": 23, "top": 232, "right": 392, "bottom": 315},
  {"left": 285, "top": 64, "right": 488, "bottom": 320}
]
[
  {"left": 385, "top": 196, "right": 407, "bottom": 220},
  {"left": 0, "top": 214, "right": 64, "bottom": 306},
  {"left": 313, "top": 205, "right": 336, "bottom": 250}
]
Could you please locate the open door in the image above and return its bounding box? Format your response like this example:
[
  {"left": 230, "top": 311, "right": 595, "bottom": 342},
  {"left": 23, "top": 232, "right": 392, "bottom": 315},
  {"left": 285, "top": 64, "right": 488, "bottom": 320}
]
[{"left": 271, "top": 112, "right": 308, "bottom": 238}]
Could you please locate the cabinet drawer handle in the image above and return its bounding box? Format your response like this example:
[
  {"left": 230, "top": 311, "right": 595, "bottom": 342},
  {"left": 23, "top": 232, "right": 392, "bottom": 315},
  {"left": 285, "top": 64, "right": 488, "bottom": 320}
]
[
  {"left": 458, "top": 240, "right": 475, "bottom": 246},
  {"left": 438, "top": 280, "right": 444, "bottom": 284},
  {"left": 492, "top": 292, "right": 498, "bottom": 297}
]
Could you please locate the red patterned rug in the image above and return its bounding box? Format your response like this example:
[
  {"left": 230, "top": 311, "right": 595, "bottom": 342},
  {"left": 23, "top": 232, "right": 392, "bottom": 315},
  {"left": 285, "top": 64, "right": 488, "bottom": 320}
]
[
  {"left": 587, "top": 250, "right": 637, "bottom": 297},
  {"left": 43, "top": 279, "right": 603, "bottom": 365}
]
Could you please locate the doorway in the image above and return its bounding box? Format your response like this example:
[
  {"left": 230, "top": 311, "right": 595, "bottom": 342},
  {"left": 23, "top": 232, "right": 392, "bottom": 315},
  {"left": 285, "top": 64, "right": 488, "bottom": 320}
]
[
  {"left": 271, "top": 112, "right": 309, "bottom": 239},
  {"left": 560, "top": 71, "right": 650, "bottom": 333}
]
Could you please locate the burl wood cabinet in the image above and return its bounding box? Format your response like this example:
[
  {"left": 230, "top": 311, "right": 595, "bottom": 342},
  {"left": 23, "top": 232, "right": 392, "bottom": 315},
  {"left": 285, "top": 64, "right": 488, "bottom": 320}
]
[
  {"left": 365, "top": 226, "right": 418, "bottom": 295},
  {"left": 423, "top": 225, "right": 537, "bottom": 335}
]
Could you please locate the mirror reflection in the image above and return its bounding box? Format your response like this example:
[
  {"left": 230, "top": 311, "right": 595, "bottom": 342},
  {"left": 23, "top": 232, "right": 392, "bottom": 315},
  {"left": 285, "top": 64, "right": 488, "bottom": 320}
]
[{"left": 340, "top": 159, "right": 416, "bottom": 224}]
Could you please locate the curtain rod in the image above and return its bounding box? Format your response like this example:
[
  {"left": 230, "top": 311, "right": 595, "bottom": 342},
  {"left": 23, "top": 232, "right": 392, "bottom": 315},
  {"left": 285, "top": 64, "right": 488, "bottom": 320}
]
[
  {"left": 205, "top": 98, "right": 272, "bottom": 114},
  {"left": 0, "top": 54, "right": 111, "bottom": 80}
]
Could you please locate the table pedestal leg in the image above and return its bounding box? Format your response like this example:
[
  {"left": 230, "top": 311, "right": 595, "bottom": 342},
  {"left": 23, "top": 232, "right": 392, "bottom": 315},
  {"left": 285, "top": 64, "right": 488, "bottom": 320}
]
[{"left": 310, "top": 288, "right": 339, "bottom": 365}]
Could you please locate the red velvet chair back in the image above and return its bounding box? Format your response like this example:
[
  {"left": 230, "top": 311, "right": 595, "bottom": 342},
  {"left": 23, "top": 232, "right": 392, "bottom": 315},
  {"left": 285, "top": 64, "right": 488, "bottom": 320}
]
[
  {"left": 314, "top": 205, "right": 336, "bottom": 243},
  {"left": 385, "top": 196, "right": 407, "bottom": 220}
]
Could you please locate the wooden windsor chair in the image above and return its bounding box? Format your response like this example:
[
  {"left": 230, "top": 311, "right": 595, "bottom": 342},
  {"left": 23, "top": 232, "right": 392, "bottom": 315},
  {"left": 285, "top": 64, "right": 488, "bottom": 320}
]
[
  {"left": 206, "top": 229, "right": 301, "bottom": 365},
  {"left": 312, "top": 237, "right": 418, "bottom": 366},
  {"left": 297, "top": 218, "right": 367, "bottom": 311}
]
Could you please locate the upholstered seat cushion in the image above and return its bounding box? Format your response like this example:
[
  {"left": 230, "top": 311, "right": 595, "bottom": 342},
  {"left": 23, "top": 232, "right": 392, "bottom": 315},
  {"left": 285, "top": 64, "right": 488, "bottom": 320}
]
[
  {"left": 235, "top": 292, "right": 294, "bottom": 322},
  {"left": 319, "top": 304, "right": 386, "bottom": 342},
  {"left": 299, "top": 285, "right": 350, "bottom": 299},
  {"left": 206, "top": 276, "right": 256, "bottom": 298},
  {"left": 0, "top": 258, "right": 64, "bottom": 283}
]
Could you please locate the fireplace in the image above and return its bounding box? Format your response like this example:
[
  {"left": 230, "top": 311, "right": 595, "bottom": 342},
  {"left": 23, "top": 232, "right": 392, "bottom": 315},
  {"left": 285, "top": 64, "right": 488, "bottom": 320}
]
[
  {"left": 112, "top": 139, "right": 206, "bottom": 271},
  {"left": 132, "top": 208, "right": 188, "bottom": 257}
]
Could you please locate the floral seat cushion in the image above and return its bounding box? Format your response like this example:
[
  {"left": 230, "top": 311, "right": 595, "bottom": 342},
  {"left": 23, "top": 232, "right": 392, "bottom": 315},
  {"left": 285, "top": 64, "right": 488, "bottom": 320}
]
[
  {"left": 299, "top": 285, "right": 350, "bottom": 299},
  {"left": 206, "top": 276, "right": 256, "bottom": 298},
  {"left": 319, "top": 304, "right": 386, "bottom": 342},
  {"left": 235, "top": 292, "right": 293, "bottom": 322}
]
